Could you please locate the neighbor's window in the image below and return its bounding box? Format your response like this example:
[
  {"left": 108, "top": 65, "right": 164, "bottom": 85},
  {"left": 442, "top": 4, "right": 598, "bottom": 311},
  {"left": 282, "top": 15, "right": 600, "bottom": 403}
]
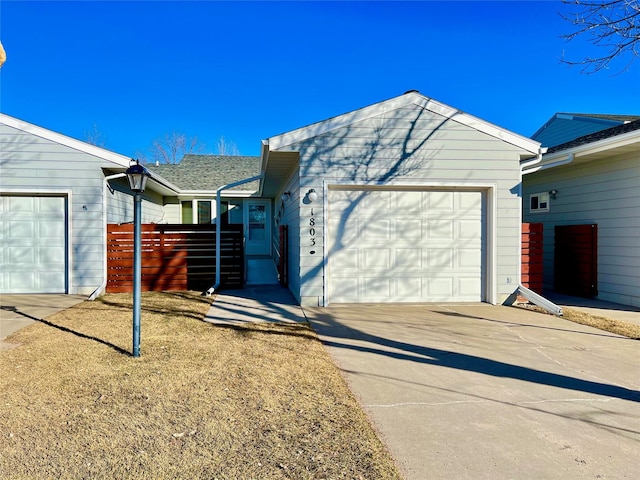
[{"left": 530, "top": 192, "right": 549, "bottom": 213}]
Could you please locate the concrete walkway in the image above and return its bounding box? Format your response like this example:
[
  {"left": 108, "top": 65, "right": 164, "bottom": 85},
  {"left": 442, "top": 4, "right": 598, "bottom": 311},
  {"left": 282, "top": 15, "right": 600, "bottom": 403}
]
[
  {"left": 0, "top": 294, "right": 86, "bottom": 349},
  {"left": 203, "top": 285, "right": 307, "bottom": 325}
]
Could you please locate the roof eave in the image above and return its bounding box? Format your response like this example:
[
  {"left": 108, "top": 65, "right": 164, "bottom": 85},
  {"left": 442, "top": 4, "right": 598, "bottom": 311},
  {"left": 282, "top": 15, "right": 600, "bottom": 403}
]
[
  {"left": 1, "top": 113, "right": 132, "bottom": 168},
  {"left": 543, "top": 127, "right": 640, "bottom": 163},
  {"left": 268, "top": 91, "right": 540, "bottom": 155}
]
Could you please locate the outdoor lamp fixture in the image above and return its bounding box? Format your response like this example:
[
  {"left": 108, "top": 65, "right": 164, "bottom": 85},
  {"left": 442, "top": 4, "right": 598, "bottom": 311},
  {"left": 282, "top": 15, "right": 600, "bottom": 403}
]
[
  {"left": 126, "top": 159, "right": 150, "bottom": 192},
  {"left": 125, "top": 159, "right": 150, "bottom": 358},
  {"left": 281, "top": 191, "right": 291, "bottom": 202},
  {"left": 549, "top": 189, "right": 558, "bottom": 200},
  {"left": 306, "top": 188, "right": 318, "bottom": 203}
]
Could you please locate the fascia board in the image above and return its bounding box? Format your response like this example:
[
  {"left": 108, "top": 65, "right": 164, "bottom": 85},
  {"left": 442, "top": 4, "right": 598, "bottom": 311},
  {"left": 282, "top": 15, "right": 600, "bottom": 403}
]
[
  {"left": 1, "top": 113, "right": 132, "bottom": 167},
  {"left": 267, "top": 92, "right": 540, "bottom": 155},
  {"left": 542, "top": 128, "right": 640, "bottom": 163},
  {"left": 178, "top": 189, "right": 258, "bottom": 197}
]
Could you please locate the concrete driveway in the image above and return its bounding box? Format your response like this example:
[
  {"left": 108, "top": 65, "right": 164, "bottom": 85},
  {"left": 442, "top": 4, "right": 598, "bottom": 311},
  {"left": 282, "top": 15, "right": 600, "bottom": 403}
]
[
  {"left": 0, "top": 294, "right": 86, "bottom": 348},
  {"left": 304, "top": 303, "right": 640, "bottom": 480}
]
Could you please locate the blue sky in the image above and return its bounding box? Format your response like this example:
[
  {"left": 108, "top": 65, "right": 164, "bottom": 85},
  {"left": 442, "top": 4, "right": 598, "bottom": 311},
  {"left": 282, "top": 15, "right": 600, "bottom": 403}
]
[{"left": 1, "top": 1, "right": 638, "bottom": 158}]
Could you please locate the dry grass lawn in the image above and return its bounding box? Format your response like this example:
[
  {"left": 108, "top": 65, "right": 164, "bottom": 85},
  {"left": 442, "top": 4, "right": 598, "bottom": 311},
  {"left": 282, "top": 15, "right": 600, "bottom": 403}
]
[
  {"left": 517, "top": 303, "right": 640, "bottom": 339},
  {"left": 0, "top": 292, "right": 401, "bottom": 479}
]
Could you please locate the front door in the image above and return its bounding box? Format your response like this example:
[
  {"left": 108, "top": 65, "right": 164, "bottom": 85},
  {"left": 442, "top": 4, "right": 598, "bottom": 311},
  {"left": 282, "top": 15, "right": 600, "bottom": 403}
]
[{"left": 244, "top": 200, "right": 271, "bottom": 256}]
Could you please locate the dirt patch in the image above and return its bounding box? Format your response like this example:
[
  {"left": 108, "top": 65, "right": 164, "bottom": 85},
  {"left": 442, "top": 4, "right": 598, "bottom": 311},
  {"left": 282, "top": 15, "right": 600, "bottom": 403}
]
[{"left": 0, "top": 291, "right": 401, "bottom": 479}]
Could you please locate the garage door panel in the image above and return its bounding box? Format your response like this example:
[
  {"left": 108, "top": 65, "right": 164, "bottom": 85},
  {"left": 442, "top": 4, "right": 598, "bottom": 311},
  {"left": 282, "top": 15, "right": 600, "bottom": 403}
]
[
  {"left": 395, "top": 248, "right": 421, "bottom": 268},
  {"left": 329, "top": 189, "right": 485, "bottom": 303},
  {"left": 1, "top": 195, "right": 67, "bottom": 293},
  {"left": 427, "top": 191, "right": 455, "bottom": 211}
]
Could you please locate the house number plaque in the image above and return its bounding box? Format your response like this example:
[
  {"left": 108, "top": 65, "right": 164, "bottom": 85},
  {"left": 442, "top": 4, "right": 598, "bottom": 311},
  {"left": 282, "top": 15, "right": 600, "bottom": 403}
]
[{"left": 309, "top": 207, "right": 316, "bottom": 251}]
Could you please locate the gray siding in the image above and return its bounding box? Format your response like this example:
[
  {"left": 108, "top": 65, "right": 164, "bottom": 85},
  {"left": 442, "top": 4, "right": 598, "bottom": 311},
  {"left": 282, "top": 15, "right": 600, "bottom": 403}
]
[
  {"left": 276, "top": 104, "right": 528, "bottom": 306},
  {"left": 274, "top": 168, "right": 302, "bottom": 304},
  {"left": 0, "top": 124, "right": 164, "bottom": 295},
  {"left": 523, "top": 151, "right": 640, "bottom": 307}
]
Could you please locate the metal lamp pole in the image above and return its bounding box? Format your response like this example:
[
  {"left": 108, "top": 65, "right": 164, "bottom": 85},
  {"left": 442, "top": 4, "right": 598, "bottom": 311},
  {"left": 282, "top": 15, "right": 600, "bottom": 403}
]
[{"left": 125, "top": 160, "right": 150, "bottom": 358}]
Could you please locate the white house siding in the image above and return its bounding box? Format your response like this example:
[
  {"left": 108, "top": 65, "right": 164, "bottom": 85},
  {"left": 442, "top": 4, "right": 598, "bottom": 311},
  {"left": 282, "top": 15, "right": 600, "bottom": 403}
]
[
  {"left": 274, "top": 168, "right": 302, "bottom": 304},
  {"left": 523, "top": 151, "right": 640, "bottom": 307},
  {"left": 106, "top": 180, "right": 167, "bottom": 224},
  {"left": 0, "top": 123, "right": 162, "bottom": 295},
  {"left": 275, "top": 103, "right": 528, "bottom": 306}
]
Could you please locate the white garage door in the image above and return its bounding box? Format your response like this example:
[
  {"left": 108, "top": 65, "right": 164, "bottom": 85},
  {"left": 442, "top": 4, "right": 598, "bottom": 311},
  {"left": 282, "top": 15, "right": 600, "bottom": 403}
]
[
  {"left": 0, "top": 195, "right": 67, "bottom": 293},
  {"left": 328, "top": 188, "right": 485, "bottom": 303}
]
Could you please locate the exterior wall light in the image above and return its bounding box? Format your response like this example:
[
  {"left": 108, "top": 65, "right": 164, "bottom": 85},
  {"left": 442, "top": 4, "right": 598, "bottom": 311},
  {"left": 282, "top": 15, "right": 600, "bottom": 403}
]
[
  {"left": 307, "top": 188, "right": 318, "bottom": 203},
  {"left": 549, "top": 189, "right": 558, "bottom": 199},
  {"left": 281, "top": 191, "right": 291, "bottom": 202}
]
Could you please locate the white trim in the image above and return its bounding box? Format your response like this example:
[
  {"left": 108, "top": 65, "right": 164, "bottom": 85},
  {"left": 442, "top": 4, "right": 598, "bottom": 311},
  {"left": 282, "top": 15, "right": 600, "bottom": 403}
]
[
  {"left": 267, "top": 92, "right": 540, "bottom": 155},
  {"left": 178, "top": 189, "right": 258, "bottom": 197},
  {"left": 322, "top": 181, "right": 497, "bottom": 306},
  {"left": 0, "top": 113, "right": 132, "bottom": 168},
  {"left": 0, "top": 189, "right": 73, "bottom": 294}
]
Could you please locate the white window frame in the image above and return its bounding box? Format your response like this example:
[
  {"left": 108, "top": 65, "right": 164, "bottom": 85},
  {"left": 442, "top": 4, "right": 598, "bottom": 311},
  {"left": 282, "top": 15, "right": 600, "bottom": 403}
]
[{"left": 529, "top": 192, "right": 550, "bottom": 213}]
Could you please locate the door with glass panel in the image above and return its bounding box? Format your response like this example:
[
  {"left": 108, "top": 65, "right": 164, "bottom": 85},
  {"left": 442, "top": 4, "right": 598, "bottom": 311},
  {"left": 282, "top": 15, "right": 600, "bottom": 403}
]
[{"left": 244, "top": 200, "right": 271, "bottom": 255}]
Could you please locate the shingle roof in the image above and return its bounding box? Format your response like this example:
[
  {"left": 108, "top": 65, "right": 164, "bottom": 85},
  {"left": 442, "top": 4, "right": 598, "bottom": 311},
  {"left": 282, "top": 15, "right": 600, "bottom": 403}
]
[
  {"left": 561, "top": 113, "right": 640, "bottom": 123},
  {"left": 146, "top": 154, "right": 261, "bottom": 191},
  {"left": 547, "top": 119, "right": 640, "bottom": 154}
]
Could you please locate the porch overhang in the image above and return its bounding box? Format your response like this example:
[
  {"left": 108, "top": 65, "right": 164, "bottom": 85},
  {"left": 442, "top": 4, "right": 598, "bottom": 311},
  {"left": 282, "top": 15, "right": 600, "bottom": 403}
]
[{"left": 259, "top": 139, "right": 299, "bottom": 198}]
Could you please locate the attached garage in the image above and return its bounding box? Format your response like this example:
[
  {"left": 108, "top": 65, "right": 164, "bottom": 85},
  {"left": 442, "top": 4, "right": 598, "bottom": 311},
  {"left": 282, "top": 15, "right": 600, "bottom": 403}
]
[
  {"left": 327, "top": 188, "right": 486, "bottom": 303},
  {"left": 0, "top": 195, "right": 68, "bottom": 293},
  {"left": 263, "top": 91, "right": 543, "bottom": 307}
]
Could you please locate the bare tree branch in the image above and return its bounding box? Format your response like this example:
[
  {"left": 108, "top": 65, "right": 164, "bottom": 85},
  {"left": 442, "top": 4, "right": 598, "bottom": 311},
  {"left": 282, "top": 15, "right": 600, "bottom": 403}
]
[
  {"left": 560, "top": 0, "right": 640, "bottom": 73},
  {"left": 216, "top": 136, "right": 240, "bottom": 156},
  {"left": 139, "top": 132, "right": 206, "bottom": 164}
]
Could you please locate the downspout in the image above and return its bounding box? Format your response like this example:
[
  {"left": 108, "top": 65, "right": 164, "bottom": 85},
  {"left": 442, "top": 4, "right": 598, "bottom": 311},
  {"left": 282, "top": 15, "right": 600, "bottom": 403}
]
[
  {"left": 512, "top": 147, "right": 565, "bottom": 316},
  {"left": 205, "top": 173, "right": 265, "bottom": 296},
  {"left": 89, "top": 172, "right": 126, "bottom": 300}
]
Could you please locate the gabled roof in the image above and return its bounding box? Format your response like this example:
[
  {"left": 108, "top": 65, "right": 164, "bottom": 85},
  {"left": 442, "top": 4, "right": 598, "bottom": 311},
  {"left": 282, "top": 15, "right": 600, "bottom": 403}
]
[
  {"left": 1, "top": 113, "right": 180, "bottom": 195},
  {"left": 146, "top": 154, "right": 261, "bottom": 193},
  {"left": 266, "top": 90, "right": 541, "bottom": 155},
  {"left": 532, "top": 113, "right": 640, "bottom": 148},
  {"left": 0, "top": 113, "right": 132, "bottom": 168}
]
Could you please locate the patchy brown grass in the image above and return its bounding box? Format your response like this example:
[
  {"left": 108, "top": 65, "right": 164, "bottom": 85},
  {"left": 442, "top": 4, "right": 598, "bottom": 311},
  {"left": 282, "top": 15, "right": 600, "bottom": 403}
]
[
  {"left": 560, "top": 307, "right": 640, "bottom": 339},
  {"left": 0, "top": 292, "right": 401, "bottom": 479},
  {"left": 517, "top": 303, "right": 640, "bottom": 339}
]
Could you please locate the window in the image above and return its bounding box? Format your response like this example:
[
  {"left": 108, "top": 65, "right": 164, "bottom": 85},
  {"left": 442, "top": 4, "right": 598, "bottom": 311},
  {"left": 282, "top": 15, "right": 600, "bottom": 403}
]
[
  {"left": 197, "top": 201, "right": 212, "bottom": 224},
  {"left": 530, "top": 192, "right": 549, "bottom": 213},
  {"left": 181, "top": 201, "right": 193, "bottom": 224},
  {"left": 181, "top": 200, "right": 213, "bottom": 224}
]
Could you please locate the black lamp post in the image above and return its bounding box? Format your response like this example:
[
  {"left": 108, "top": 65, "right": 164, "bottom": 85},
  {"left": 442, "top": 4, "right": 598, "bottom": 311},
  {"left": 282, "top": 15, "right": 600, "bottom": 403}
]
[{"left": 125, "top": 159, "right": 150, "bottom": 357}]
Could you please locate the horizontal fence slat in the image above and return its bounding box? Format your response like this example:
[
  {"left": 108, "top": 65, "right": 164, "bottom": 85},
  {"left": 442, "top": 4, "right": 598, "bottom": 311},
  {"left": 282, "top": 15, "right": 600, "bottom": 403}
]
[{"left": 106, "top": 223, "right": 244, "bottom": 293}]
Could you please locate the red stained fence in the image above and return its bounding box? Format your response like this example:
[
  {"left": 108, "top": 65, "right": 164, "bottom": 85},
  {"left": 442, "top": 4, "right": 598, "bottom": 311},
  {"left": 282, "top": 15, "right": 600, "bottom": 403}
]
[
  {"left": 522, "top": 223, "right": 544, "bottom": 294},
  {"left": 106, "top": 224, "right": 244, "bottom": 293},
  {"left": 554, "top": 224, "right": 598, "bottom": 298}
]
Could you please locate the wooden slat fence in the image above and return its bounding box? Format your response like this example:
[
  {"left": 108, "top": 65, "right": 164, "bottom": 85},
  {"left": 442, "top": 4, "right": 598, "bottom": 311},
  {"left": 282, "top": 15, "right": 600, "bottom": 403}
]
[
  {"left": 522, "top": 223, "right": 543, "bottom": 294},
  {"left": 107, "top": 224, "right": 244, "bottom": 293},
  {"left": 555, "top": 224, "right": 598, "bottom": 298}
]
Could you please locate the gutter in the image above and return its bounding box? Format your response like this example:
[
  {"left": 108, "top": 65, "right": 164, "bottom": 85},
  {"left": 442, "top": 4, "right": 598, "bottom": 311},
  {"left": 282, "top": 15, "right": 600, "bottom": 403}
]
[
  {"left": 522, "top": 153, "right": 574, "bottom": 175},
  {"left": 89, "top": 172, "right": 127, "bottom": 300},
  {"left": 205, "top": 173, "right": 265, "bottom": 296}
]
